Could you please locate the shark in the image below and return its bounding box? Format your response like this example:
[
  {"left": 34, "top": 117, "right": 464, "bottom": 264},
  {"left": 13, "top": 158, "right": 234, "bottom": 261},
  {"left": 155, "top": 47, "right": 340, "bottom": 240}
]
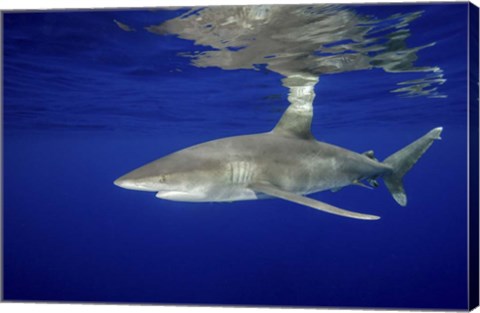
[{"left": 114, "top": 104, "right": 442, "bottom": 220}]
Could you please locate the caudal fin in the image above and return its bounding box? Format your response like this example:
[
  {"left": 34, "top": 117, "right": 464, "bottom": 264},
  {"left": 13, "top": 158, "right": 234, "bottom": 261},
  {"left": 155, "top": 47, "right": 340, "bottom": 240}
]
[{"left": 383, "top": 127, "right": 443, "bottom": 206}]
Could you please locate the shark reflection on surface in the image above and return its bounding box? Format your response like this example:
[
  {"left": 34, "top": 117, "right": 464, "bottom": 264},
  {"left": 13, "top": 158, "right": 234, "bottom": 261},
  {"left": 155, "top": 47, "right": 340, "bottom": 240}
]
[{"left": 146, "top": 4, "right": 446, "bottom": 98}]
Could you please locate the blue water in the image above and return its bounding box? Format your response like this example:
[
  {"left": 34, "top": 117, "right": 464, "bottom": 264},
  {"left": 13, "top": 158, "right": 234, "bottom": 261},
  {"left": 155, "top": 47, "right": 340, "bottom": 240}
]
[{"left": 3, "top": 3, "right": 470, "bottom": 309}]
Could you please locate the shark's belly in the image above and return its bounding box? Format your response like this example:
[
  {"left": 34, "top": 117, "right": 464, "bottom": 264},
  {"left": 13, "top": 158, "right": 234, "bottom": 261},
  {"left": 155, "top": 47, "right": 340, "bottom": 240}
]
[
  {"left": 263, "top": 165, "right": 352, "bottom": 195},
  {"left": 157, "top": 186, "right": 259, "bottom": 202},
  {"left": 258, "top": 151, "right": 384, "bottom": 195}
]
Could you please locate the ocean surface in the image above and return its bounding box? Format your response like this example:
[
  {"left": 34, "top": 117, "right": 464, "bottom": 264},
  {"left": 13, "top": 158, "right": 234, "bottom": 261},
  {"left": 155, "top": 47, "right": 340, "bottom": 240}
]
[{"left": 2, "top": 3, "right": 471, "bottom": 309}]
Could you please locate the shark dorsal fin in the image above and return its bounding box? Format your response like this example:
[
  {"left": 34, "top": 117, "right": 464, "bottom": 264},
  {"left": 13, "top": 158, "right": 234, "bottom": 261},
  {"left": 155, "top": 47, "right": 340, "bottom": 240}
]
[
  {"left": 272, "top": 75, "right": 319, "bottom": 140},
  {"left": 272, "top": 105, "right": 314, "bottom": 140}
]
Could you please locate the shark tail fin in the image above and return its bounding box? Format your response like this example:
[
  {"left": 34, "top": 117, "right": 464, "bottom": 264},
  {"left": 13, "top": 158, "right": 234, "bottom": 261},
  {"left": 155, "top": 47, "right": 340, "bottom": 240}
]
[{"left": 383, "top": 127, "right": 443, "bottom": 206}]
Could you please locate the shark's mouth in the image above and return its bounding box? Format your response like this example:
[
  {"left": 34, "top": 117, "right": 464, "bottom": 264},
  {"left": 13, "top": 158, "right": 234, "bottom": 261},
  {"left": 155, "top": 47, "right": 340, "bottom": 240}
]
[{"left": 155, "top": 190, "right": 208, "bottom": 201}]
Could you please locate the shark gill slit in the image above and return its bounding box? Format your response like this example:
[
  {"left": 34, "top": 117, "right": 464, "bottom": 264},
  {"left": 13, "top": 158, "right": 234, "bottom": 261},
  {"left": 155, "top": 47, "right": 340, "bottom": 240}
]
[{"left": 228, "top": 161, "right": 254, "bottom": 184}]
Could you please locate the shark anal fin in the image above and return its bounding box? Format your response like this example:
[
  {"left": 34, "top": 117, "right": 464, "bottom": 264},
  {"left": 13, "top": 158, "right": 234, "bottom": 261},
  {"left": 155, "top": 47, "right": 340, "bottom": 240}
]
[
  {"left": 367, "top": 178, "right": 379, "bottom": 188},
  {"left": 249, "top": 182, "right": 380, "bottom": 220},
  {"left": 333, "top": 180, "right": 376, "bottom": 192},
  {"left": 353, "top": 180, "right": 374, "bottom": 190}
]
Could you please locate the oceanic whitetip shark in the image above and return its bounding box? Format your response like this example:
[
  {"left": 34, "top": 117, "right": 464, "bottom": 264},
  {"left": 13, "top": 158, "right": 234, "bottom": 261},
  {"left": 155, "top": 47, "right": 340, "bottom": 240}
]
[{"left": 114, "top": 104, "right": 442, "bottom": 220}]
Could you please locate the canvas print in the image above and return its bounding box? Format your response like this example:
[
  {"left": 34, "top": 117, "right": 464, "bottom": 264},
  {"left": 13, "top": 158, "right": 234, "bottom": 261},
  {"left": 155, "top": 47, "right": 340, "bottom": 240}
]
[{"left": 2, "top": 2, "right": 479, "bottom": 310}]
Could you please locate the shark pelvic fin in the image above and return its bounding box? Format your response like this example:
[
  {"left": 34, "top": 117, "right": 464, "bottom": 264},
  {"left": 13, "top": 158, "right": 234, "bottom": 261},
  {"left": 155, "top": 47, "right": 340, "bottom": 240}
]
[{"left": 249, "top": 182, "right": 380, "bottom": 220}]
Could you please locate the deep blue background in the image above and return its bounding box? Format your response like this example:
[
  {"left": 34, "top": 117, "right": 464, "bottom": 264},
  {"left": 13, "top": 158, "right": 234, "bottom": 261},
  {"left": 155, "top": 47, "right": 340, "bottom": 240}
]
[{"left": 3, "top": 4, "right": 470, "bottom": 309}]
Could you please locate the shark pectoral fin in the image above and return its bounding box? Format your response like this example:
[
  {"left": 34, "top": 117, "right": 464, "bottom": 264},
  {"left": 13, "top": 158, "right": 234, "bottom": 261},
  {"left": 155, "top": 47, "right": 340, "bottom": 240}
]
[{"left": 249, "top": 182, "right": 380, "bottom": 221}]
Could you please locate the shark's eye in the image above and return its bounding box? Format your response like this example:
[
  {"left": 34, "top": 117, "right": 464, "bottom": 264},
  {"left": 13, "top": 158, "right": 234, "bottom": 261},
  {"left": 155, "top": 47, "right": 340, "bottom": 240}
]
[{"left": 158, "top": 175, "right": 167, "bottom": 183}]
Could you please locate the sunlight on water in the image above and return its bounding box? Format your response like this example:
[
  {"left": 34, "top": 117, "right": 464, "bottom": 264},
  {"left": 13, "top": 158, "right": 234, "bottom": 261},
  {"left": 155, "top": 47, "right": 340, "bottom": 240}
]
[{"left": 145, "top": 4, "right": 446, "bottom": 106}]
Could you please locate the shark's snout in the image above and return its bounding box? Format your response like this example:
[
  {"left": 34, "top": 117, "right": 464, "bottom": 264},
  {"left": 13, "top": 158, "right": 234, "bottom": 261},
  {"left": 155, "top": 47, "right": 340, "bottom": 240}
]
[
  {"left": 114, "top": 177, "right": 128, "bottom": 188},
  {"left": 114, "top": 176, "right": 158, "bottom": 191},
  {"left": 114, "top": 177, "right": 137, "bottom": 190}
]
